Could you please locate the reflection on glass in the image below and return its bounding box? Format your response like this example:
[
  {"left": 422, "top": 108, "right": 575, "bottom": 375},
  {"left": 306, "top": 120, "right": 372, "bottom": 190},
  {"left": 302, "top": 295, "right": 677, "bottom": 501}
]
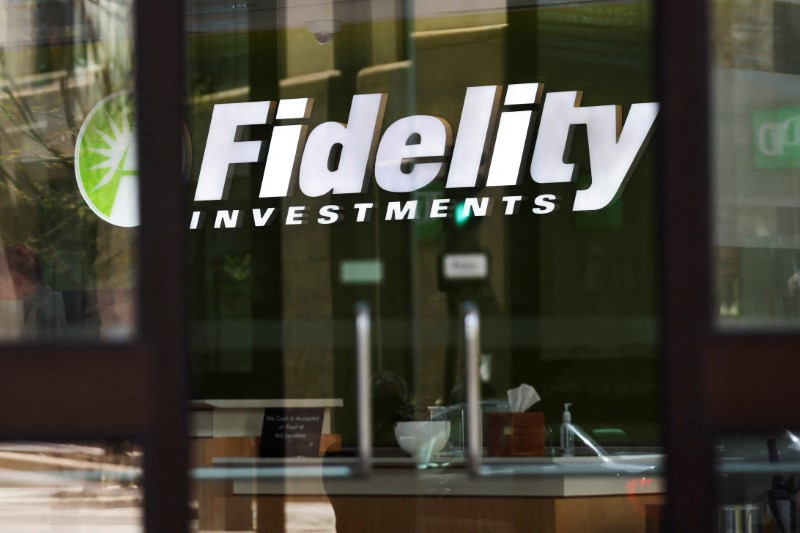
[
  {"left": 712, "top": 1, "right": 800, "bottom": 327},
  {"left": 188, "top": 0, "right": 660, "bottom": 439},
  {"left": 0, "top": 441, "right": 142, "bottom": 531},
  {"left": 0, "top": 0, "right": 138, "bottom": 341},
  {"left": 715, "top": 432, "right": 800, "bottom": 532},
  {"left": 0, "top": 244, "right": 66, "bottom": 338},
  {"left": 187, "top": 0, "right": 662, "bottom": 531}
]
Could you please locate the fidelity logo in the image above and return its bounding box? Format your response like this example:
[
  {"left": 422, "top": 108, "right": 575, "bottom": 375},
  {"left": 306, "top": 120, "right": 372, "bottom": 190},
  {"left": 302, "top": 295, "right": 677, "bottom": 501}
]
[
  {"left": 192, "top": 83, "right": 658, "bottom": 230},
  {"left": 74, "top": 91, "right": 139, "bottom": 228},
  {"left": 76, "top": 84, "right": 659, "bottom": 228}
]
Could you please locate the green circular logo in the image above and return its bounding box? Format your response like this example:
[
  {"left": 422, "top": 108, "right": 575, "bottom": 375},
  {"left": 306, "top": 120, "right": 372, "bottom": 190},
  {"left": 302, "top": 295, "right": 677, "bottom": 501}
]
[{"left": 74, "top": 91, "right": 139, "bottom": 227}]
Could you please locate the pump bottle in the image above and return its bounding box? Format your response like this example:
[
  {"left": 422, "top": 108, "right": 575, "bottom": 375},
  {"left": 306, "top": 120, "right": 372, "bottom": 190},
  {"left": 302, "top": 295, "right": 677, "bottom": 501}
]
[{"left": 560, "top": 403, "right": 574, "bottom": 457}]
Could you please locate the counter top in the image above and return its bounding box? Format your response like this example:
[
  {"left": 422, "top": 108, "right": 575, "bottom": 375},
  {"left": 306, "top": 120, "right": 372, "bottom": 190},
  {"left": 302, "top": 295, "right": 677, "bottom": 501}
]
[
  {"left": 190, "top": 399, "right": 344, "bottom": 410},
  {"left": 190, "top": 398, "right": 342, "bottom": 438},
  {"left": 204, "top": 454, "right": 665, "bottom": 498}
]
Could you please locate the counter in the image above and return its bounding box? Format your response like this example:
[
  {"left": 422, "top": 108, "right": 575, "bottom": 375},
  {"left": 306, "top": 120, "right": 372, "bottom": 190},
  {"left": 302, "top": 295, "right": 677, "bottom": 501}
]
[{"left": 192, "top": 438, "right": 664, "bottom": 532}]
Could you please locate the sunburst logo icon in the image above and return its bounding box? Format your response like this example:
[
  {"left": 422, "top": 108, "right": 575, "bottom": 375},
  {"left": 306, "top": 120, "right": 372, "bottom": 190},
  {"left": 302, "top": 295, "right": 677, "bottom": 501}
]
[{"left": 75, "top": 91, "right": 139, "bottom": 227}]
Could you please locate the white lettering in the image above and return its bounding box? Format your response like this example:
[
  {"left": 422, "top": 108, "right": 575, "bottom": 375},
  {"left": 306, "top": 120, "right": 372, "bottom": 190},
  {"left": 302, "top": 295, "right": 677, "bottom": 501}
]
[
  {"left": 191, "top": 84, "right": 659, "bottom": 215},
  {"left": 299, "top": 94, "right": 386, "bottom": 197},
  {"left": 261, "top": 99, "right": 313, "bottom": 197},
  {"left": 318, "top": 205, "right": 342, "bottom": 224},
  {"left": 430, "top": 198, "right": 450, "bottom": 218},
  {"left": 354, "top": 203, "right": 374, "bottom": 222},
  {"left": 486, "top": 83, "right": 542, "bottom": 187},
  {"left": 375, "top": 115, "right": 451, "bottom": 193},
  {"left": 286, "top": 205, "right": 307, "bottom": 225},
  {"left": 504, "top": 83, "right": 541, "bottom": 106},
  {"left": 189, "top": 211, "right": 203, "bottom": 230},
  {"left": 757, "top": 116, "right": 800, "bottom": 157},
  {"left": 276, "top": 98, "right": 312, "bottom": 120},
  {"left": 214, "top": 209, "right": 241, "bottom": 228},
  {"left": 532, "top": 194, "right": 558, "bottom": 214},
  {"left": 385, "top": 200, "right": 418, "bottom": 221},
  {"left": 529, "top": 91, "right": 658, "bottom": 211},
  {"left": 196, "top": 101, "right": 273, "bottom": 201},
  {"left": 575, "top": 102, "right": 658, "bottom": 211},
  {"left": 758, "top": 123, "right": 784, "bottom": 157},
  {"left": 463, "top": 197, "right": 490, "bottom": 217},
  {"left": 191, "top": 195, "right": 568, "bottom": 229},
  {"left": 501, "top": 195, "right": 523, "bottom": 215},
  {"left": 529, "top": 91, "right": 584, "bottom": 186},
  {"left": 446, "top": 86, "right": 501, "bottom": 188},
  {"left": 260, "top": 125, "right": 308, "bottom": 198},
  {"left": 252, "top": 208, "right": 277, "bottom": 227}
]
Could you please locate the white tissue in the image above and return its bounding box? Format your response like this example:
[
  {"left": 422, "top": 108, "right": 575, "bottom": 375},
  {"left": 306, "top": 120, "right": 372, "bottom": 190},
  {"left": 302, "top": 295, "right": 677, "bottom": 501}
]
[{"left": 507, "top": 384, "right": 540, "bottom": 412}]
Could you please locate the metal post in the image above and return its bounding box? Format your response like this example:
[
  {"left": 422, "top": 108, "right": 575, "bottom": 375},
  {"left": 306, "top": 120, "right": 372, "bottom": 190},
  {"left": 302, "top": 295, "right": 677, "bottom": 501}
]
[
  {"left": 355, "top": 302, "right": 372, "bottom": 476},
  {"left": 462, "top": 302, "right": 481, "bottom": 476}
]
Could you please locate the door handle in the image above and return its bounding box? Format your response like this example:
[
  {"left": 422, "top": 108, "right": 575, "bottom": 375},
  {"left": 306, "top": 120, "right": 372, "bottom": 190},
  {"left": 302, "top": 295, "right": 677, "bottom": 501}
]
[
  {"left": 355, "top": 301, "right": 372, "bottom": 476},
  {"left": 462, "top": 301, "right": 482, "bottom": 476}
]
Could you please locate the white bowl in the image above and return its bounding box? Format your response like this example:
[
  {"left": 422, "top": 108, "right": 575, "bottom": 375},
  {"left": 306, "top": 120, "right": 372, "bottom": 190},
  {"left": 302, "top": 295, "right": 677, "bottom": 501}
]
[{"left": 394, "top": 421, "right": 451, "bottom": 463}]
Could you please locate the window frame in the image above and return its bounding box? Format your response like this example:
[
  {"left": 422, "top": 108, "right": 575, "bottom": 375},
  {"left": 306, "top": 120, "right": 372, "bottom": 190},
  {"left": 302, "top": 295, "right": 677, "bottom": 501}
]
[
  {"left": 0, "top": 1, "right": 189, "bottom": 532},
  {"left": 658, "top": 0, "right": 800, "bottom": 530}
]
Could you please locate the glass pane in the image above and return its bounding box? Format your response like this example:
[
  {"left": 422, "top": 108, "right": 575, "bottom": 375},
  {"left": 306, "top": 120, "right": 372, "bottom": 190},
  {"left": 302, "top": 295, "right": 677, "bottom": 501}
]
[
  {"left": 0, "top": 440, "right": 142, "bottom": 531},
  {"left": 715, "top": 432, "right": 800, "bottom": 532},
  {"left": 0, "top": 0, "right": 138, "bottom": 340},
  {"left": 712, "top": 1, "right": 800, "bottom": 327},
  {"left": 186, "top": 0, "right": 662, "bottom": 530}
]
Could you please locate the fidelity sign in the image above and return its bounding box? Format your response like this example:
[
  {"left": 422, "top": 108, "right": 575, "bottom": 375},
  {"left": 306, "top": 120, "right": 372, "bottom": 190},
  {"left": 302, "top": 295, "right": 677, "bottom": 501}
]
[{"left": 192, "top": 82, "right": 658, "bottom": 229}]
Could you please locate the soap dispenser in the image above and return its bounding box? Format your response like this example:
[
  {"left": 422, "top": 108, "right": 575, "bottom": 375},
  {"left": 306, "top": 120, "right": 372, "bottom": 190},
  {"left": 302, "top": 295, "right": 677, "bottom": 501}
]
[{"left": 560, "top": 403, "right": 574, "bottom": 457}]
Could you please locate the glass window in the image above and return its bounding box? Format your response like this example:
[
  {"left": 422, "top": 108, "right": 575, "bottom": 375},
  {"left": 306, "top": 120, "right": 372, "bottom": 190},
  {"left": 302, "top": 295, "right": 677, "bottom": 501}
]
[
  {"left": 186, "top": 0, "right": 662, "bottom": 530},
  {"left": 715, "top": 432, "right": 800, "bottom": 532},
  {"left": 712, "top": 0, "right": 800, "bottom": 327},
  {"left": 0, "top": 0, "right": 138, "bottom": 341}
]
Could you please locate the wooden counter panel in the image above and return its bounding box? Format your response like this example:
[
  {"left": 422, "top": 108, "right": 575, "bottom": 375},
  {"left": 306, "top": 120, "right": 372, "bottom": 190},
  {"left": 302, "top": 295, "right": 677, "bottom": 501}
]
[
  {"left": 194, "top": 490, "right": 663, "bottom": 532},
  {"left": 325, "top": 496, "right": 556, "bottom": 533},
  {"left": 192, "top": 437, "right": 266, "bottom": 530},
  {"left": 553, "top": 495, "right": 664, "bottom": 533},
  {"left": 326, "top": 494, "right": 664, "bottom": 533}
]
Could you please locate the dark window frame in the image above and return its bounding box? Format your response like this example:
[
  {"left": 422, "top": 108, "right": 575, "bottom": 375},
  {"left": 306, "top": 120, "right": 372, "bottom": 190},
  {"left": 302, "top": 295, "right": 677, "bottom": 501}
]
[
  {"left": 658, "top": 0, "right": 800, "bottom": 530},
  {"left": 0, "top": 1, "right": 189, "bottom": 532}
]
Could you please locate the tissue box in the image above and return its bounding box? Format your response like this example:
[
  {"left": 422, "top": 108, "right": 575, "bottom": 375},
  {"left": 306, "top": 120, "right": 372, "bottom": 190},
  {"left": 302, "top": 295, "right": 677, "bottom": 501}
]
[{"left": 487, "top": 412, "right": 545, "bottom": 457}]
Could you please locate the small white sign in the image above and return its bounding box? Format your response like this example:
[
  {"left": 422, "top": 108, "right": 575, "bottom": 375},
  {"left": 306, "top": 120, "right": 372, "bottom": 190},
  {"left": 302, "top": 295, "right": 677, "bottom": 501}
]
[
  {"left": 443, "top": 253, "right": 489, "bottom": 280},
  {"left": 340, "top": 259, "right": 384, "bottom": 284}
]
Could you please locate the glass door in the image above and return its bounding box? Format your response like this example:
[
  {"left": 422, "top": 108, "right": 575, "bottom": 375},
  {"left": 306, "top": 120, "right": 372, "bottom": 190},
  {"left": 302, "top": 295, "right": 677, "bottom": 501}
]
[{"left": 186, "top": 1, "right": 663, "bottom": 531}]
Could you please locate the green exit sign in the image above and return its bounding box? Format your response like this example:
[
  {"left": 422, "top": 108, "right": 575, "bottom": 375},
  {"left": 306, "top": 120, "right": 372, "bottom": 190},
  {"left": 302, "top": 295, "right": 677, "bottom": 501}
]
[{"left": 753, "top": 108, "right": 800, "bottom": 169}]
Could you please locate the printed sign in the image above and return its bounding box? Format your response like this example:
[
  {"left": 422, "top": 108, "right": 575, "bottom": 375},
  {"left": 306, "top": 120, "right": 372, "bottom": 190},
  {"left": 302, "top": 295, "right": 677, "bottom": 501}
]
[
  {"left": 438, "top": 251, "right": 491, "bottom": 290},
  {"left": 259, "top": 407, "right": 325, "bottom": 457},
  {"left": 443, "top": 253, "right": 489, "bottom": 280}
]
